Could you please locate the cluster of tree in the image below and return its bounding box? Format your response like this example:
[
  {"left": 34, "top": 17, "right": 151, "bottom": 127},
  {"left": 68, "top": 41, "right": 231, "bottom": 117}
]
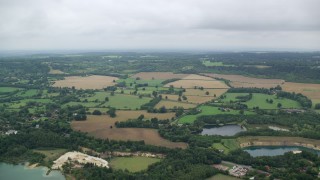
[
  {"left": 161, "top": 78, "right": 181, "bottom": 85},
  {"left": 103, "top": 86, "right": 117, "bottom": 92},
  {"left": 277, "top": 91, "right": 312, "bottom": 108},
  {"left": 235, "top": 93, "right": 252, "bottom": 102},
  {"left": 107, "top": 108, "right": 116, "bottom": 117},
  {"left": 224, "top": 149, "right": 320, "bottom": 179},
  {"left": 266, "top": 98, "right": 274, "bottom": 104},
  {"left": 227, "top": 87, "right": 272, "bottom": 94},
  {"left": 115, "top": 117, "right": 169, "bottom": 129},
  {"left": 140, "top": 97, "right": 162, "bottom": 110}
]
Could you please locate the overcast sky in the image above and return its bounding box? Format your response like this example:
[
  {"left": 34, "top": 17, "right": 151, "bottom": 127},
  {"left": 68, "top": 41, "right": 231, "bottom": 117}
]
[{"left": 1, "top": 0, "right": 320, "bottom": 51}]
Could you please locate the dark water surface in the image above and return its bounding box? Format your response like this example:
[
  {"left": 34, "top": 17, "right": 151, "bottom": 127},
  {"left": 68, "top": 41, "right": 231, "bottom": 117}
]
[{"left": 243, "top": 146, "right": 320, "bottom": 157}]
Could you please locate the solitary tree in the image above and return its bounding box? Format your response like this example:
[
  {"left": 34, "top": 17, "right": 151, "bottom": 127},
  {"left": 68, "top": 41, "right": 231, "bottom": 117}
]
[{"left": 107, "top": 108, "right": 116, "bottom": 117}]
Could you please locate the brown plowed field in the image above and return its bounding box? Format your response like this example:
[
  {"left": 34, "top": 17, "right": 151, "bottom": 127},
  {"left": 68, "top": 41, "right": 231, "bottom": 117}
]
[
  {"left": 203, "top": 73, "right": 284, "bottom": 88},
  {"left": 72, "top": 115, "right": 187, "bottom": 149},
  {"left": 282, "top": 82, "right": 320, "bottom": 102}
]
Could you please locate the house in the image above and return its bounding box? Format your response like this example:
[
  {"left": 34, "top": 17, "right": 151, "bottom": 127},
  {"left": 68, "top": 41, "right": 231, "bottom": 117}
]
[{"left": 5, "top": 130, "right": 18, "bottom": 135}]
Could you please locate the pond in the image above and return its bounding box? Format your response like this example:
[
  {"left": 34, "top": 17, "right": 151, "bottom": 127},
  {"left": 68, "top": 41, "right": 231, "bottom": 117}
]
[
  {"left": 201, "top": 124, "right": 245, "bottom": 136},
  {"left": 0, "top": 163, "right": 65, "bottom": 180},
  {"left": 243, "top": 146, "right": 320, "bottom": 157}
]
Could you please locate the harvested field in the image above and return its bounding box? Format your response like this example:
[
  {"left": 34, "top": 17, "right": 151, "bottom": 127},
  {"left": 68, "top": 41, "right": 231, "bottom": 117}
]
[
  {"left": 164, "top": 79, "right": 229, "bottom": 89},
  {"left": 155, "top": 100, "right": 197, "bottom": 109},
  {"left": 162, "top": 94, "right": 180, "bottom": 101},
  {"left": 52, "top": 75, "right": 118, "bottom": 89},
  {"left": 131, "top": 72, "right": 188, "bottom": 80},
  {"left": 203, "top": 73, "right": 284, "bottom": 88},
  {"left": 184, "top": 96, "right": 215, "bottom": 104},
  {"left": 182, "top": 74, "right": 215, "bottom": 80},
  {"left": 72, "top": 115, "right": 187, "bottom": 148},
  {"left": 282, "top": 82, "right": 320, "bottom": 102}
]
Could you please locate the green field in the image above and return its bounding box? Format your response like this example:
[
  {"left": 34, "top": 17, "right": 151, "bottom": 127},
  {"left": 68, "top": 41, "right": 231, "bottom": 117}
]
[
  {"left": 68, "top": 93, "right": 151, "bottom": 109},
  {"left": 15, "top": 89, "right": 38, "bottom": 97},
  {"left": 33, "top": 148, "right": 67, "bottom": 165},
  {"left": 178, "top": 106, "right": 254, "bottom": 124},
  {"left": 207, "top": 174, "right": 238, "bottom": 180},
  {"left": 212, "top": 139, "right": 239, "bottom": 154},
  {"left": 221, "top": 93, "right": 301, "bottom": 109},
  {"left": 7, "top": 99, "right": 52, "bottom": 109},
  {"left": 313, "top": 99, "right": 320, "bottom": 109},
  {"left": 100, "top": 94, "right": 151, "bottom": 109},
  {"left": 109, "top": 157, "right": 161, "bottom": 172},
  {"left": 63, "top": 101, "right": 101, "bottom": 108},
  {"left": 0, "top": 87, "right": 21, "bottom": 93}
]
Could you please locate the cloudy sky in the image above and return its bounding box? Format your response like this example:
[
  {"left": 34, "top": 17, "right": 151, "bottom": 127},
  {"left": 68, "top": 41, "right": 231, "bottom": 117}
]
[{"left": 1, "top": 0, "right": 320, "bottom": 51}]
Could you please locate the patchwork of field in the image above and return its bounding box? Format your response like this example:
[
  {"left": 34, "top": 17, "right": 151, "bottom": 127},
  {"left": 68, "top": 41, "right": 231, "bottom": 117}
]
[
  {"left": 155, "top": 100, "right": 197, "bottom": 109},
  {"left": 109, "top": 157, "right": 160, "bottom": 172},
  {"left": 203, "top": 73, "right": 284, "bottom": 88},
  {"left": 182, "top": 89, "right": 228, "bottom": 104},
  {"left": 52, "top": 75, "right": 119, "bottom": 89},
  {"left": 282, "top": 82, "right": 320, "bottom": 103},
  {"left": 71, "top": 115, "right": 187, "bottom": 148},
  {"left": 178, "top": 106, "right": 254, "bottom": 124},
  {"left": 64, "top": 93, "right": 152, "bottom": 109},
  {"left": 131, "top": 72, "right": 188, "bottom": 80},
  {"left": 221, "top": 93, "right": 301, "bottom": 109},
  {"left": 164, "top": 79, "right": 229, "bottom": 89}
]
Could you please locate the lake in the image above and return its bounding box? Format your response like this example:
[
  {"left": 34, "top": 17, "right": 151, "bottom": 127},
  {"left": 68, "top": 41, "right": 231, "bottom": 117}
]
[
  {"left": 243, "top": 146, "right": 320, "bottom": 157},
  {"left": 201, "top": 124, "right": 245, "bottom": 136},
  {"left": 0, "top": 163, "right": 65, "bottom": 180}
]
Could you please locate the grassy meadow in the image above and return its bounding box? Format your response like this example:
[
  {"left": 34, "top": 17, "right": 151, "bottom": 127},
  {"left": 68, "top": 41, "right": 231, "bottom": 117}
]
[
  {"left": 221, "top": 93, "right": 301, "bottom": 109},
  {"left": 109, "top": 157, "right": 161, "bottom": 172},
  {"left": 178, "top": 106, "right": 254, "bottom": 124}
]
